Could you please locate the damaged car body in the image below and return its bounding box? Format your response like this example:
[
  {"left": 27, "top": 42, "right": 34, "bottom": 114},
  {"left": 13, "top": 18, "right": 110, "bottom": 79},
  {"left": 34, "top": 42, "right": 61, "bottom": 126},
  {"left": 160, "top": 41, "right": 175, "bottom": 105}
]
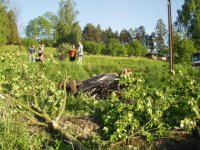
[{"left": 59, "top": 69, "right": 132, "bottom": 99}]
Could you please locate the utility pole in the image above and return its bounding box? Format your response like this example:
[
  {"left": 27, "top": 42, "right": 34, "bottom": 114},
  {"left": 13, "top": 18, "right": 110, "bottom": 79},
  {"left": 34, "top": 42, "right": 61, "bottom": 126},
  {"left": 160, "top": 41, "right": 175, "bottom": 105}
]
[{"left": 168, "top": 0, "right": 174, "bottom": 72}]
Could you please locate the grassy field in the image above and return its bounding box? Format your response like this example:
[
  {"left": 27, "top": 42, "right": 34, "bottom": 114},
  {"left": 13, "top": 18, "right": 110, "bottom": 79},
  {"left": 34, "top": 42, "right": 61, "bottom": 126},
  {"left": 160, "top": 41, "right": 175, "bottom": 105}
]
[
  {"left": 0, "top": 44, "right": 172, "bottom": 77},
  {"left": 1, "top": 45, "right": 200, "bottom": 89}
]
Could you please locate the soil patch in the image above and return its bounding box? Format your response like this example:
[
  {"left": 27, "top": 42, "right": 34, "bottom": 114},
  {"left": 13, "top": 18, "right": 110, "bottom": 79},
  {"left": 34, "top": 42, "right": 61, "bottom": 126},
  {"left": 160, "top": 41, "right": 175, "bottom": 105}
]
[{"left": 59, "top": 116, "right": 200, "bottom": 149}]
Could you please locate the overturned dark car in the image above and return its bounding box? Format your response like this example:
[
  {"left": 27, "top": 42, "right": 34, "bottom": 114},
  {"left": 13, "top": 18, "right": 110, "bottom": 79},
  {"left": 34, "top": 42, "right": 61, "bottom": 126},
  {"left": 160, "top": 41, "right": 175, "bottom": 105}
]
[{"left": 59, "top": 69, "right": 132, "bottom": 99}]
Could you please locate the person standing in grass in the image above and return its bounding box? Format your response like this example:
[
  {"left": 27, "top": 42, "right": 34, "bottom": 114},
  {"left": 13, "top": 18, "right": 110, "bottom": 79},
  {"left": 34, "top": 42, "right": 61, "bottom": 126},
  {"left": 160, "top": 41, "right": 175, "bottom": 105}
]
[
  {"left": 59, "top": 52, "right": 66, "bottom": 61},
  {"left": 38, "top": 45, "right": 42, "bottom": 57},
  {"left": 41, "top": 43, "right": 45, "bottom": 52},
  {"left": 78, "top": 42, "right": 83, "bottom": 65},
  {"left": 68, "top": 45, "right": 76, "bottom": 62},
  {"left": 28, "top": 44, "right": 36, "bottom": 63},
  {"left": 36, "top": 45, "right": 45, "bottom": 62}
]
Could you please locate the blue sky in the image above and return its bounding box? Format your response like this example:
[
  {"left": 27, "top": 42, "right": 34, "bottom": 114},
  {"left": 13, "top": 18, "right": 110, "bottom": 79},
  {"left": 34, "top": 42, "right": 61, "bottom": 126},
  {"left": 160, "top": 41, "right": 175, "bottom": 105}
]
[{"left": 11, "top": 0, "right": 184, "bottom": 35}]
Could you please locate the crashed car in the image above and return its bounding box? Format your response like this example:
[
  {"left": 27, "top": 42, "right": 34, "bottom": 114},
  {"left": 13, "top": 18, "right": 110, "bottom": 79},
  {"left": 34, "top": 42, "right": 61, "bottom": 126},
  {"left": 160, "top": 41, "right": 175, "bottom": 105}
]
[{"left": 59, "top": 68, "right": 132, "bottom": 99}]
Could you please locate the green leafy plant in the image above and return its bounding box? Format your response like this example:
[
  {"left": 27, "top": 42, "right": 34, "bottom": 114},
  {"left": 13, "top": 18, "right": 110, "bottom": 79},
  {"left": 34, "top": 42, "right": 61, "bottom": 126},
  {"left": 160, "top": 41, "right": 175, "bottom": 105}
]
[
  {"left": 96, "top": 72, "right": 200, "bottom": 142},
  {"left": 57, "top": 43, "right": 71, "bottom": 54}
]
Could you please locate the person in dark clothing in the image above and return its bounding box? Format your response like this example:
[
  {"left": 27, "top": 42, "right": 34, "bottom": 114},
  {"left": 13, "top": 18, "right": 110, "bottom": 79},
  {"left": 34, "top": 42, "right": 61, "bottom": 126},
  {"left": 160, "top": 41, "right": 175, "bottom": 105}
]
[
  {"left": 28, "top": 44, "right": 36, "bottom": 63},
  {"left": 59, "top": 52, "right": 66, "bottom": 61}
]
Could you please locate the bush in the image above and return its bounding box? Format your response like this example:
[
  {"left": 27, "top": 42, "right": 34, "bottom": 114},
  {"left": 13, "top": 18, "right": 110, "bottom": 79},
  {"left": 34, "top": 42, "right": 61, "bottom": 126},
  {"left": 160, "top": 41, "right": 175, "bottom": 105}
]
[
  {"left": 127, "top": 39, "right": 147, "bottom": 56},
  {"left": 57, "top": 43, "right": 72, "bottom": 54},
  {"left": 95, "top": 72, "right": 200, "bottom": 142},
  {"left": 104, "top": 38, "right": 127, "bottom": 56},
  {"left": 39, "top": 39, "right": 55, "bottom": 47},
  {"left": 21, "top": 38, "right": 38, "bottom": 48},
  {"left": 174, "top": 37, "right": 197, "bottom": 64},
  {"left": 84, "top": 41, "right": 105, "bottom": 55}
]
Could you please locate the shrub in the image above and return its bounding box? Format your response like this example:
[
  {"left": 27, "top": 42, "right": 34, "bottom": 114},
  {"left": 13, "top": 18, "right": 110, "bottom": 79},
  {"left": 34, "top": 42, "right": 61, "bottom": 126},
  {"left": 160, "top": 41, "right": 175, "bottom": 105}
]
[
  {"left": 174, "top": 37, "right": 197, "bottom": 64},
  {"left": 105, "top": 38, "right": 127, "bottom": 56},
  {"left": 127, "top": 39, "right": 147, "bottom": 56},
  {"left": 84, "top": 41, "right": 105, "bottom": 54},
  {"left": 95, "top": 72, "right": 200, "bottom": 142},
  {"left": 21, "top": 38, "right": 38, "bottom": 48},
  {"left": 57, "top": 43, "right": 71, "bottom": 54}
]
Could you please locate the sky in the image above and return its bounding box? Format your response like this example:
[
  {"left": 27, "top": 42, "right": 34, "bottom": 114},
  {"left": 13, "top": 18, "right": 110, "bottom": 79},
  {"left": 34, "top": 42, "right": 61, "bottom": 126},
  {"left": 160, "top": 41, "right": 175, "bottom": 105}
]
[{"left": 10, "top": 0, "right": 185, "bottom": 36}]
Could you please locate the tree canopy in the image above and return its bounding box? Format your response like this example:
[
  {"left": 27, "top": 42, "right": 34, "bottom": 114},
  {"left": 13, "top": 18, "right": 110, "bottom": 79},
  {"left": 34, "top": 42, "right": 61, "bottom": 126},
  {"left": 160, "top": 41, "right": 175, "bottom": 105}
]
[
  {"left": 55, "top": 0, "right": 82, "bottom": 45},
  {"left": 25, "top": 16, "right": 52, "bottom": 40},
  {"left": 0, "top": 2, "right": 19, "bottom": 46},
  {"left": 154, "top": 19, "right": 167, "bottom": 53},
  {"left": 177, "top": 0, "right": 200, "bottom": 49}
]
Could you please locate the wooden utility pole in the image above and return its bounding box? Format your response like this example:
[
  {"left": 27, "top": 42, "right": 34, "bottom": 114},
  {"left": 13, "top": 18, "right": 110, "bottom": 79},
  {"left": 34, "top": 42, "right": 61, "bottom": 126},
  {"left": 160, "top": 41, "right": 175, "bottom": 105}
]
[{"left": 168, "top": 0, "right": 174, "bottom": 72}]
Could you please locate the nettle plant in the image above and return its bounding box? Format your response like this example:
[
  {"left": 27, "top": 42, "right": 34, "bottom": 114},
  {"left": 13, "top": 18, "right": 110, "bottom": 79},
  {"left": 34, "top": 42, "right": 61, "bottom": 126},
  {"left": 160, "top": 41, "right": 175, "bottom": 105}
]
[
  {"left": 100, "top": 72, "right": 200, "bottom": 142},
  {"left": 0, "top": 51, "right": 64, "bottom": 116},
  {"left": 164, "top": 72, "right": 200, "bottom": 130}
]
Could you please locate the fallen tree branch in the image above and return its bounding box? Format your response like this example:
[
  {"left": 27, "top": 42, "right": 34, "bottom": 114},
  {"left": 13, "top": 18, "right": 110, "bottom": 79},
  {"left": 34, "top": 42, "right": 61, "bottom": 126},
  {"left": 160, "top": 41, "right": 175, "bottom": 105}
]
[
  {"left": 50, "top": 120, "right": 87, "bottom": 150},
  {"left": 27, "top": 121, "right": 48, "bottom": 128},
  {"left": 0, "top": 92, "right": 88, "bottom": 150},
  {"left": 56, "top": 78, "right": 68, "bottom": 122}
]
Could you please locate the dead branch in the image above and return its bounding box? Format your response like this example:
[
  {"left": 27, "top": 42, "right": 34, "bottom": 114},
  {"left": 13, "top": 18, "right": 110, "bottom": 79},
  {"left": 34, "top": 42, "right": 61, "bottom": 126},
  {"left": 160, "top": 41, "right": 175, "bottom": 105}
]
[
  {"left": 27, "top": 121, "right": 48, "bottom": 128},
  {"left": 56, "top": 79, "right": 68, "bottom": 122}
]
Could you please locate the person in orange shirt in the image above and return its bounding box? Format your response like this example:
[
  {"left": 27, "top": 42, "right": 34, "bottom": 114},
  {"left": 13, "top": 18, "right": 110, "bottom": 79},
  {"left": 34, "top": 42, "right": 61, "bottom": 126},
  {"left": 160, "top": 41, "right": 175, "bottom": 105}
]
[{"left": 68, "top": 45, "right": 76, "bottom": 62}]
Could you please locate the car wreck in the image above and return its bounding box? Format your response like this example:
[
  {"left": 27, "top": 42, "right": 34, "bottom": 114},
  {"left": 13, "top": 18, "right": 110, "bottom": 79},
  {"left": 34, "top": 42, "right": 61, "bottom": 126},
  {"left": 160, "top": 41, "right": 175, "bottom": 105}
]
[{"left": 59, "top": 68, "right": 132, "bottom": 99}]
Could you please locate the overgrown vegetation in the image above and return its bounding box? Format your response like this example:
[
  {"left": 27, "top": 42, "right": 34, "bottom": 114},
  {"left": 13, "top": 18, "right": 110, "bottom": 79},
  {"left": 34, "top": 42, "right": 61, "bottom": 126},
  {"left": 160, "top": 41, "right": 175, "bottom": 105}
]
[
  {"left": 96, "top": 72, "right": 200, "bottom": 142},
  {"left": 0, "top": 48, "right": 200, "bottom": 149},
  {"left": 1, "top": 0, "right": 200, "bottom": 149}
]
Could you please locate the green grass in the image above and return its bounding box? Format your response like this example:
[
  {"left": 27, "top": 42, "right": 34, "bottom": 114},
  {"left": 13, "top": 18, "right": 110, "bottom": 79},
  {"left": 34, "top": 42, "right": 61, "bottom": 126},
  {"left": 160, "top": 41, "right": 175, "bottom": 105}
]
[
  {"left": 1, "top": 45, "right": 198, "bottom": 81},
  {"left": 0, "top": 100, "right": 48, "bottom": 150}
]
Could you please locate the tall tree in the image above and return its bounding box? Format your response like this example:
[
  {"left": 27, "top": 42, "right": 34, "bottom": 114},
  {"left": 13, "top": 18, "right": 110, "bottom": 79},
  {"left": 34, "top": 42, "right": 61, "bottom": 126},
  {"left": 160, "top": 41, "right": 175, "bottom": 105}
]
[
  {"left": 95, "top": 24, "right": 103, "bottom": 43},
  {"left": 83, "top": 24, "right": 103, "bottom": 43},
  {"left": 102, "top": 27, "right": 119, "bottom": 44},
  {"left": 25, "top": 16, "right": 52, "bottom": 40},
  {"left": 56, "top": 0, "right": 82, "bottom": 45},
  {"left": 145, "top": 33, "right": 155, "bottom": 52},
  {"left": 154, "top": 19, "right": 167, "bottom": 53},
  {"left": 7, "top": 10, "right": 20, "bottom": 45},
  {"left": 128, "top": 28, "right": 135, "bottom": 40},
  {"left": 119, "top": 29, "right": 132, "bottom": 44},
  {"left": 134, "top": 26, "right": 146, "bottom": 45},
  {"left": 43, "top": 12, "right": 58, "bottom": 30},
  {"left": 176, "top": 0, "right": 200, "bottom": 49},
  {"left": 0, "top": 4, "right": 9, "bottom": 46},
  {"left": 82, "top": 23, "right": 96, "bottom": 42},
  {"left": 43, "top": 12, "right": 59, "bottom": 45},
  {"left": 0, "top": 1, "right": 20, "bottom": 47}
]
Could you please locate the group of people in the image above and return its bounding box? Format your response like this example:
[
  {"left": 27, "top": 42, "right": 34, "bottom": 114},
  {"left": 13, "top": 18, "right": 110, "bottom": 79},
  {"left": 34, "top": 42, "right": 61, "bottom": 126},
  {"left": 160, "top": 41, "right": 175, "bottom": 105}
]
[
  {"left": 28, "top": 44, "right": 45, "bottom": 63},
  {"left": 28, "top": 42, "right": 84, "bottom": 64},
  {"left": 66, "top": 42, "right": 84, "bottom": 64}
]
